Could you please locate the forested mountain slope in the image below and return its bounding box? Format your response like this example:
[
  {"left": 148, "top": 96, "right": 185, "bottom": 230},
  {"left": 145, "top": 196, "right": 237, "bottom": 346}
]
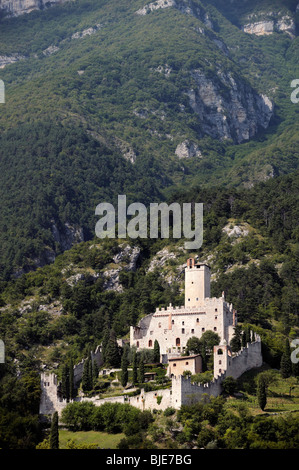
[{"left": 0, "top": 0, "right": 298, "bottom": 278}]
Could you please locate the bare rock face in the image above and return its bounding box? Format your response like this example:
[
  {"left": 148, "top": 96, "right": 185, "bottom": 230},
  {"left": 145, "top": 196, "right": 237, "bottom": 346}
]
[
  {"left": 242, "top": 12, "right": 296, "bottom": 38},
  {"left": 186, "top": 69, "right": 273, "bottom": 144},
  {"left": 51, "top": 221, "right": 84, "bottom": 252},
  {"left": 0, "top": 54, "right": 25, "bottom": 68},
  {"left": 136, "top": 0, "right": 210, "bottom": 25},
  {"left": 0, "top": 0, "right": 71, "bottom": 17},
  {"left": 175, "top": 140, "right": 202, "bottom": 159},
  {"left": 102, "top": 244, "right": 141, "bottom": 292}
]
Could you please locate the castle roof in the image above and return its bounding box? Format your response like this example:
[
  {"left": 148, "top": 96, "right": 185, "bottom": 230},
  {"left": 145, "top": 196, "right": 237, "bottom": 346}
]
[{"left": 168, "top": 354, "right": 201, "bottom": 362}]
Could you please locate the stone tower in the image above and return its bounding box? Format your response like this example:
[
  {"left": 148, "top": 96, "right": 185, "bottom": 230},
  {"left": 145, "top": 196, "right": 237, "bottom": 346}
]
[{"left": 184, "top": 258, "right": 211, "bottom": 307}]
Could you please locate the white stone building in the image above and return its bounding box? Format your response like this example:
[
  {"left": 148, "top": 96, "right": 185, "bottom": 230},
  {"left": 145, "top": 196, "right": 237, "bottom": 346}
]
[{"left": 130, "top": 258, "right": 237, "bottom": 360}]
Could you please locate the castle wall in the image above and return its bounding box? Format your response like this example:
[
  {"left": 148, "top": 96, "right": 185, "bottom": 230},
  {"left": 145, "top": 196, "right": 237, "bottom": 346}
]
[
  {"left": 214, "top": 337, "right": 263, "bottom": 380},
  {"left": 73, "top": 345, "right": 103, "bottom": 386}
]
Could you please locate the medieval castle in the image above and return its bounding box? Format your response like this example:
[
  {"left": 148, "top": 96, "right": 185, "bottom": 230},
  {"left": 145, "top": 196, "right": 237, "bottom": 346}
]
[{"left": 40, "top": 258, "right": 263, "bottom": 415}]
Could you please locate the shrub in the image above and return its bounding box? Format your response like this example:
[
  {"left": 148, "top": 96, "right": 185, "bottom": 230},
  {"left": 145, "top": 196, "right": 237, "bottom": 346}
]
[{"left": 164, "top": 407, "right": 176, "bottom": 417}]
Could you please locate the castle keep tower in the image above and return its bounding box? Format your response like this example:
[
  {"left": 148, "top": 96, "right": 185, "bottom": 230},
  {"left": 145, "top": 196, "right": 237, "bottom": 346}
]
[
  {"left": 130, "top": 258, "right": 236, "bottom": 358},
  {"left": 185, "top": 258, "right": 211, "bottom": 307}
]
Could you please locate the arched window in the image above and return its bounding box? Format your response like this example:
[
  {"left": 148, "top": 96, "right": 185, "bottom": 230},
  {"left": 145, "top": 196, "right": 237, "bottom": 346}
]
[
  {"left": 176, "top": 338, "right": 180, "bottom": 346},
  {"left": 148, "top": 340, "right": 152, "bottom": 347},
  {"left": 217, "top": 349, "right": 223, "bottom": 355},
  {"left": 136, "top": 341, "right": 139, "bottom": 348}
]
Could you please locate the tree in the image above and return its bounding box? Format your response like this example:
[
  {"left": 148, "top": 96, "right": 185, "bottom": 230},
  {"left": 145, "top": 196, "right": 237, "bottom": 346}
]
[
  {"left": 138, "top": 355, "right": 145, "bottom": 384},
  {"left": 101, "top": 314, "right": 111, "bottom": 364},
  {"left": 132, "top": 350, "right": 138, "bottom": 385},
  {"left": 69, "top": 358, "right": 75, "bottom": 399},
  {"left": 82, "top": 357, "right": 92, "bottom": 393},
  {"left": 186, "top": 336, "right": 201, "bottom": 355},
  {"left": 153, "top": 340, "right": 160, "bottom": 363},
  {"left": 61, "top": 363, "right": 70, "bottom": 401},
  {"left": 257, "top": 377, "right": 267, "bottom": 411},
  {"left": 121, "top": 350, "right": 129, "bottom": 387},
  {"left": 92, "top": 360, "right": 99, "bottom": 387},
  {"left": 105, "top": 330, "right": 120, "bottom": 368},
  {"left": 280, "top": 339, "right": 292, "bottom": 379},
  {"left": 222, "top": 376, "right": 237, "bottom": 396},
  {"left": 230, "top": 325, "right": 242, "bottom": 352},
  {"left": 50, "top": 411, "right": 59, "bottom": 450}
]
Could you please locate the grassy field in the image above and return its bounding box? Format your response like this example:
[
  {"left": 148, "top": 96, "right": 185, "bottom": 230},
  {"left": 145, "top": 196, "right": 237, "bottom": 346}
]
[
  {"left": 227, "top": 365, "right": 299, "bottom": 416},
  {"left": 59, "top": 430, "right": 125, "bottom": 449}
]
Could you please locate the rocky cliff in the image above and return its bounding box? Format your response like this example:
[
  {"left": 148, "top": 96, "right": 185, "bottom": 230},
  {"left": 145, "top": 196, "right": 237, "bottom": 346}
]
[
  {"left": 0, "top": 0, "right": 70, "bottom": 16},
  {"left": 186, "top": 69, "right": 273, "bottom": 144},
  {"left": 241, "top": 7, "right": 297, "bottom": 38}
]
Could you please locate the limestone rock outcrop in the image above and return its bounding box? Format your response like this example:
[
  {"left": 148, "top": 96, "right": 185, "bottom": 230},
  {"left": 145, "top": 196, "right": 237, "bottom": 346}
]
[
  {"left": 0, "top": 0, "right": 71, "bottom": 17},
  {"left": 186, "top": 69, "right": 273, "bottom": 144},
  {"left": 175, "top": 140, "right": 202, "bottom": 159},
  {"left": 242, "top": 13, "right": 296, "bottom": 38}
]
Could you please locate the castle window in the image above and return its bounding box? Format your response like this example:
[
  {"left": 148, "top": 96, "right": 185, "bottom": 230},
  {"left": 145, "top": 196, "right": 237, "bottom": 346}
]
[
  {"left": 219, "top": 360, "right": 222, "bottom": 365},
  {"left": 196, "top": 298, "right": 199, "bottom": 301},
  {"left": 188, "top": 298, "right": 190, "bottom": 302},
  {"left": 158, "top": 322, "right": 161, "bottom": 328},
  {"left": 191, "top": 329, "right": 194, "bottom": 334},
  {"left": 182, "top": 321, "right": 184, "bottom": 325},
  {"left": 186, "top": 362, "right": 189, "bottom": 365},
  {"left": 217, "top": 349, "right": 223, "bottom": 355},
  {"left": 148, "top": 340, "right": 153, "bottom": 347},
  {"left": 173, "top": 363, "right": 176, "bottom": 367},
  {"left": 219, "top": 369, "right": 222, "bottom": 373},
  {"left": 150, "top": 331, "right": 153, "bottom": 335},
  {"left": 137, "top": 341, "right": 139, "bottom": 348},
  {"left": 176, "top": 338, "right": 180, "bottom": 346},
  {"left": 214, "top": 327, "right": 217, "bottom": 331},
  {"left": 215, "top": 308, "right": 218, "bottom": 312},
  {"left": 215, "top": 316, "right": 217, "bottom": 320},
  {"left": 202, "top": 328, "right": 205, "bottom": 332},
  {"left": 196, "top": 318, "right": 199, "bottom": 323},
  {"left": 172, "top": 319, "right": 174, "bottom": 324},
  {"left": 182, "top": 329, "right": 185, "bottom": 334}
]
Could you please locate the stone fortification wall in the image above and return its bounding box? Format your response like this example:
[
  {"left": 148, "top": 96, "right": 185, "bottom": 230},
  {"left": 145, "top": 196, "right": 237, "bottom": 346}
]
[
  {"left": 73, "top": 345, "right": 103, "bottom": 386},
  {"left": 227, "top": 338, "right": 263, "bottom": 379}
]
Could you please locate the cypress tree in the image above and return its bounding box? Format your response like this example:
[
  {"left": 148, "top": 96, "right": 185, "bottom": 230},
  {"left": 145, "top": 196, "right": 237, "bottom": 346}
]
[
  {"left": 138, "top": 355, "right": 145, "bottom": 384},
  {"left": 241, "top": 331, "right": 247, "bottom": 348},
  {"left": 88, "top": 357, "right": 93, "bottom": 390},
  {"left": 245, "top": 327, "right": 251, "bottom": 344},
  {"left": 132, "top": 351, "right": 138, "bottom": 385},
  {"left": 82, "top": 357, "right": 92, "bottom": 393},
  {"left": 93, "top": 359, "right": 99, "bottom": 386},
  {"left": 230, "top": 325, "right": 242, "bottom": 352},
  {"left": 154, "top": 340, "right": 160, "bottom": 363},
  {"left": 121, "top": 351, "right": 128, "bottom": 387},
  {"left": 50, "top": 411, "right": 59, "bottom": 449},
  {"left": 69, "top": 358, "right": 75, "bottom": 400},
  {"left": 257, "top": 377, "right": 267, "bottom": 411},
  {"left": 61, "top": 363, "right": 70, "bottom": 401},
  {"left": 102, "top": 314, "right": 111, "bottom": 364},
  {"left": 280, "top": 339, "right": 292, "bottom": 378},
  {"left": 105, "top": 330, "right": 120, "bottom": 368}
]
